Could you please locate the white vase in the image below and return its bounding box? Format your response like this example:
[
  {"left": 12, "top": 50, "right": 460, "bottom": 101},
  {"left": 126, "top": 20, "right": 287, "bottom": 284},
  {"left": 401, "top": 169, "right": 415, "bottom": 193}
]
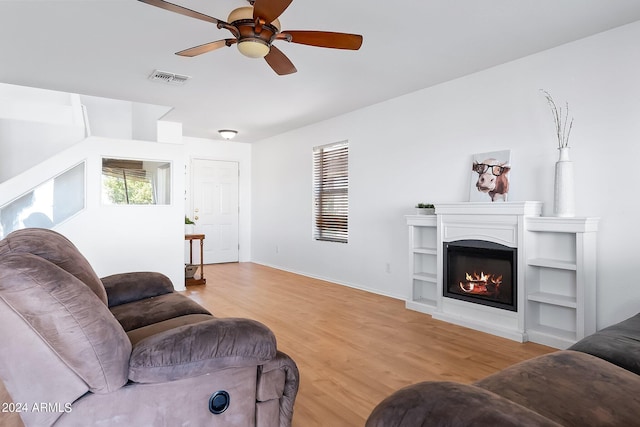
[
  {"left": 185, "top": 224, "right": 195, "bottom": 234},
  {"left": 553, "top": 147, "right": 575, "bottom": 217}
]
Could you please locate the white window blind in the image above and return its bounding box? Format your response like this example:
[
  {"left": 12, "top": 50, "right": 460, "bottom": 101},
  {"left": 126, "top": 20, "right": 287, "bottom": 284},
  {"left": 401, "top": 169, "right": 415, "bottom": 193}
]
[
  {"left": 313, "top": 141, "right": 349, "bottom": 243},
  {"left": 101, "top": 158, "right": 171, "bottom": 205}
]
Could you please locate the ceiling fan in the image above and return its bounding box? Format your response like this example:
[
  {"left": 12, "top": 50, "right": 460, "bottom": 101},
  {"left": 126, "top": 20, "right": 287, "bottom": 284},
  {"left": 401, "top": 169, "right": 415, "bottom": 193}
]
[{"left": 138, "top": 0, "right": 363, "bottom": 75}]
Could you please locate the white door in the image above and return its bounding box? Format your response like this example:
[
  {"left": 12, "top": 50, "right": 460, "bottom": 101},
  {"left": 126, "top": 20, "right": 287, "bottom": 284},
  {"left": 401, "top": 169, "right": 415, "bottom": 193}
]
[{"left": 191, "top": 160, "right": 239, "bottom": 264}]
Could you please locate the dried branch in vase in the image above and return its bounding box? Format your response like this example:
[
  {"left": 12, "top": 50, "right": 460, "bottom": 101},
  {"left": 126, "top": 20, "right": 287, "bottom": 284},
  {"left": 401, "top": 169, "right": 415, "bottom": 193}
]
[{"left": 541, "top": 89, "right": 574, "bottom": 149}]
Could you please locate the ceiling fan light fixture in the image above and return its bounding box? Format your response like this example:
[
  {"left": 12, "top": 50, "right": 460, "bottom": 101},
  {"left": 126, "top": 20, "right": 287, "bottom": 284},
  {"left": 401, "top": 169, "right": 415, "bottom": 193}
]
[
  {"left": 237, "top": 39, "right": 270, "bottom": 58},
  {"left": 227, "top": 6, "right": 281, "bottom": 31},
  {"left": 140, "top": 0, "right": 362, "bottom": 75},
  {"left": 227, "top": 6, "right": 252, "bottom": 22},
  {"left": 218, "top": 129, "right": 238, "bottom": 140}
]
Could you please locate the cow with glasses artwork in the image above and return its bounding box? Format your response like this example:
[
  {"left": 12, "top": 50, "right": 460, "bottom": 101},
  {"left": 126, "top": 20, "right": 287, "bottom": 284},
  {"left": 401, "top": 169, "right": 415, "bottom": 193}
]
[{"left": 470, "top": 150, "right": 511, "bottom": 202}]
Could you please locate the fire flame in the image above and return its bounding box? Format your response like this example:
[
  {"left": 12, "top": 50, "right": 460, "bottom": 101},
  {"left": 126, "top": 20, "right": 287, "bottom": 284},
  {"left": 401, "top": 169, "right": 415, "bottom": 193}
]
[{"left": 459, "top": 272, "right": 503, "bottom": 296}]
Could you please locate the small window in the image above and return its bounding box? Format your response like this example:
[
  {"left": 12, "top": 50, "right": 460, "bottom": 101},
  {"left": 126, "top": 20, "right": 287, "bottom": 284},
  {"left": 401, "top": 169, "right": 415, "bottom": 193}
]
[
  {"left": 313, "top": 141, "right": 349, "bottom": 243},
  {"left": 0, "top": 162, "right": 85, "bottom": 238},
  {"left": 101, "top": 158, "right": 171, "bottom": 205}
]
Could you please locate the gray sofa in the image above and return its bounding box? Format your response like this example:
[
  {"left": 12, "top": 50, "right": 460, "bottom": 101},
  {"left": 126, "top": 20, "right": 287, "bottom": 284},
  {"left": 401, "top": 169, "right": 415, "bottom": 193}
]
[
  {"left": 366, "top": 313, "right": 640, "bottom": 426},
  {"left": 0, "top": 228, "right": 298, "bottom": 427}
]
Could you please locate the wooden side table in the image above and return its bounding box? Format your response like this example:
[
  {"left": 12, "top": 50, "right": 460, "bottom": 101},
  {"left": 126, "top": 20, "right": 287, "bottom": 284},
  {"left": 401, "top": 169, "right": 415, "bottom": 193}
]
[{"left": 185, "top": 234, "right": 206, "bottom": 286}]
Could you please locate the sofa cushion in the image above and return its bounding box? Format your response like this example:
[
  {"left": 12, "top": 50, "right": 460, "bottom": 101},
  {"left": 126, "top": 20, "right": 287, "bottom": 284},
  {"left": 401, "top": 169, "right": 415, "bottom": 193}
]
[
  {"left": 365, "top": 381, "right": 561, "bottom": 427},
  {"left": 126, "top": 313, "right": 214, "bottom": 346},
  {"left": 128, "top": 318, "right": 277, "bottom": 383},
  {"left": 0, "top": 228, "right": 108, "bottom": 305},
  {"left": 102, "top": 271, "right": 175, "bottom": 307},
  {"left": 569, "top": 312, "right": 640, "bottom": 375},
  {"left": 475, "top": 350, "right": 640, "bottom": 427},
  {"left": 0, "top": 253, "right": 131, "bottom": 394},
  {"left": 110, "top": 292, "right": 211, "bottom": 331}
]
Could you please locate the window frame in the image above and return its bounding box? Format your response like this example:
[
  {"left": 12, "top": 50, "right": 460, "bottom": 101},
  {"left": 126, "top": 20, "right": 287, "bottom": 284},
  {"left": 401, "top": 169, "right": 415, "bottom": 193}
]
[
  {"left": 312, "top": 141, "right": 349, "bottom": 243},
  {"left": 101, "top": 157, "right": 172, "bottom": 206}
]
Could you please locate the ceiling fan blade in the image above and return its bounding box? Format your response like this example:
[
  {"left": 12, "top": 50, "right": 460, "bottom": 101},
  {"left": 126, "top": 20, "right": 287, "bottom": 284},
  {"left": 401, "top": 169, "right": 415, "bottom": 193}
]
[
  {"left": 138, "top": 0, "right": 222, "bottom": 24},
  {"left": 176, "top": 39, "right": 236, "bottom": 57},
  {"left": 253, "top": 0, "right": 293, "bottom": 24},
  {"left": 264, "top": 45, "right": 297, "bottom": 75},
  {"left": 283, "top": 31, "right": 363, "bottom": 50}
]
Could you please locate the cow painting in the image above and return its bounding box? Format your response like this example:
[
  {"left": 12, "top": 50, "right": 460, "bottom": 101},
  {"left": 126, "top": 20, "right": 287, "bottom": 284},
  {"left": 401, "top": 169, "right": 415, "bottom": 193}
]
[{"left": 472, "top": 158, "right": 511, "bottom": 202}]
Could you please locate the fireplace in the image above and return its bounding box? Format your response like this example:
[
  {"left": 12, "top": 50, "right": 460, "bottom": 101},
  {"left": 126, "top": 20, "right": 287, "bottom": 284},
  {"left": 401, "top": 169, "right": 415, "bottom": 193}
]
[{"left": 443, "top": 240, "right": 517, "bottom": 312}]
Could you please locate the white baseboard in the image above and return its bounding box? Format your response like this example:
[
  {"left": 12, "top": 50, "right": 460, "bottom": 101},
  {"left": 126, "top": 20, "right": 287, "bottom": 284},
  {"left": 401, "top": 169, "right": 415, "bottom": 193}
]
[{"left": 251, "top": 260, "right": 405, "bottom": 302}]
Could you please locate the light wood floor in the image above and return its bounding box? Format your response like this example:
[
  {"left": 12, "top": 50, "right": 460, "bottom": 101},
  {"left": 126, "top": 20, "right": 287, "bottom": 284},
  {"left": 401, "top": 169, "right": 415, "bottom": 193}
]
[{"left": 183, "top": 262, "right": 554, "bottom": 427}]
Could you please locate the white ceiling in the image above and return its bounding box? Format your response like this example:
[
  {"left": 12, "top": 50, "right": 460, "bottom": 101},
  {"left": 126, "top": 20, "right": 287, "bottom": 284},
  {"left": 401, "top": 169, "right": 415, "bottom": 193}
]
[{"left": 2, "top": 0, "right": 640, "bottom": 142}]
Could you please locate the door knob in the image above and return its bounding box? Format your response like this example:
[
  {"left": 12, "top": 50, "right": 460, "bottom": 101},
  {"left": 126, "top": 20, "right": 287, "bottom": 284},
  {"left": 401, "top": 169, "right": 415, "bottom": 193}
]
[{"left": 194, "top": 216, "right": 199, "bottom": 220}]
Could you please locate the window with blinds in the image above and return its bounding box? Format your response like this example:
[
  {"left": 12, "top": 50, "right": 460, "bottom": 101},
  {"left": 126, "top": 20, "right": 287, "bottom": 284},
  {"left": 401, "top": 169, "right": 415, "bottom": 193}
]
[
  {"left": 101, "top": 158, "right": 171, "bottom": 205},
  {"left": 313, "top": 141, "right": 349, "bottom": 243}
]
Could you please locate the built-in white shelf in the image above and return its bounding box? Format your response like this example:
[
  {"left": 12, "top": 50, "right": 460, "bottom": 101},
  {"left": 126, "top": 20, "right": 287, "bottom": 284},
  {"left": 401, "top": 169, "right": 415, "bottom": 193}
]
[
  {"left": 413, "top": 272, "right": 437, "bottom": 282},
  {"left": 527, "top": 292, "right": 577, "bottom": 308},
  {"left": 527, "top": 258, "right": 577, "bottom": 270},
  {"left": 405, "top": 204, "right": 599, "bottom": 349},
  {"left": 527, "top": 324, "right": 577, "bottom": 349},
  {"left": 526, "top": 217, "right": 599, "bottom": 233},
  {"left": 524, "top": 216, "right": 599, "bottom": 348},
  {"left": 413, "top": 248, "right": 438, "bottom": 255},
  {"left": 406, "top": 298, "right": 438, "bottom": 312},
  {"left": 407, "top": 214, "right": 438, "bottom": 315}
]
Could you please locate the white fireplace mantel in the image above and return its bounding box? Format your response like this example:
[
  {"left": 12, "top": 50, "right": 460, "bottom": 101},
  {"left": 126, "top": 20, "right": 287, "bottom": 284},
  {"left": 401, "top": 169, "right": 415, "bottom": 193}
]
[
  {"left": 435, "top": 201, "right": 543, "bottom": 216},
  {"left": 406, "top": 202, "right": 598, "bottom": 349}
]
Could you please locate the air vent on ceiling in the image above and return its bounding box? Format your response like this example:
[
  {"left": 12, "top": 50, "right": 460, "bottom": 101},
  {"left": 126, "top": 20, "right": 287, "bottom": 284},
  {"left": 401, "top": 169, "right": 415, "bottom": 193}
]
[{"left": 148, "top": 70, "right": 191, "bottom": 85}]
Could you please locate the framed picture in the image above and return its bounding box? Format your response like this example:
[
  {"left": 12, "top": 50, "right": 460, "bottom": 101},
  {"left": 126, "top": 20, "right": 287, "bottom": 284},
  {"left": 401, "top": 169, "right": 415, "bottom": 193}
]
[{"left": 469, "top": 150, "right": 511, "bottom": 202}]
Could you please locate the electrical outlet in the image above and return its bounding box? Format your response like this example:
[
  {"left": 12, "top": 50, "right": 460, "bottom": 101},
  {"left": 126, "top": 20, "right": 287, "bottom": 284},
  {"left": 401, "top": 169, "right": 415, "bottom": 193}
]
[{"left": 385, "top": 263, "right": 391, "bottom": 274}]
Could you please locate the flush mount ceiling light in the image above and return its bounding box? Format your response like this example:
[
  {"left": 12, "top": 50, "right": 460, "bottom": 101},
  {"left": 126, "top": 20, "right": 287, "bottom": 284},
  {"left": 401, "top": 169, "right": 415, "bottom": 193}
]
[{"left": 218, "top": 129, "right": 238, "bottom": 140}]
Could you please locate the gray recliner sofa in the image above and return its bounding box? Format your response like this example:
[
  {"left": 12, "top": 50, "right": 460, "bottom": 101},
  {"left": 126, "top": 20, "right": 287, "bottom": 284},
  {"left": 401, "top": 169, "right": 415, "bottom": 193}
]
[
  {"left": 0, "top": 228, "right": 298, "bottom": 427},
  {"left": 366, "top": 312, "right": 640, "bottom": 426}
]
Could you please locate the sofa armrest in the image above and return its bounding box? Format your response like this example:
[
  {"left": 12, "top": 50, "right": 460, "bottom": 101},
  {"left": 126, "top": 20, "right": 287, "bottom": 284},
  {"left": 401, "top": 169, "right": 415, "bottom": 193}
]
[
  {"left": 365, "top": 381, "right": 561, "bottom": 427},
  {"left": 128, "top": 318, "right": 277, "bottom": 383},
  {"left": 101, "top": 272, "right": 174, "bottom": 307},
  {"left": 257, "top": 350, "right": 300, "bottom": 427},
  {"left": 569, "top": 312, "right": 640, "bottom": 375}
]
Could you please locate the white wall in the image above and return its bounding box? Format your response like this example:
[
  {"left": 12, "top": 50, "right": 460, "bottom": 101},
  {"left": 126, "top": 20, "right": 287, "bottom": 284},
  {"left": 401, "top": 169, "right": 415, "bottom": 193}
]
[
  {"left": 0, "top": 83, "right": 252, "bottom": 290},
  {"left": 65, "top": 137, "right": 186, "bottom": 290},
  {"left": 0, "top": 83, "right": 86, "bottom": 182},
  {"left": 80, "top": 95, "right": 172, "bottom": 142},
  {"left": 0, "top": 136, "right": 187, "bottom": 290},
  {"left": 252, "top": 21, "right": 640, "bottom": 329}
]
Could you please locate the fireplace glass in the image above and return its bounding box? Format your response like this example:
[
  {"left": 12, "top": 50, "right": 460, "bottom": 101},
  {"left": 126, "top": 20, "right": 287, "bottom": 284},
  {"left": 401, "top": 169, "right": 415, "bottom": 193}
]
[{"left": 443, "top": 240, "right": 517, "bottom": 311}]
